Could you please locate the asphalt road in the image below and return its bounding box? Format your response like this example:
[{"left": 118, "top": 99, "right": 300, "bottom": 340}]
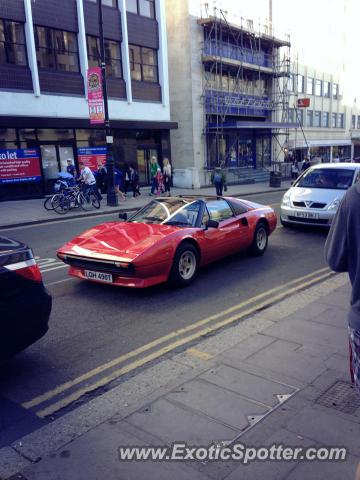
[{"left": 0, "top": 190, "right": 331, "bottom": 447}]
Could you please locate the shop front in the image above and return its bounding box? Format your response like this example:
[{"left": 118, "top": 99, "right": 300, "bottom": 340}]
[{"left": 0, "top": 119, "right": 176, "bottom": 200}]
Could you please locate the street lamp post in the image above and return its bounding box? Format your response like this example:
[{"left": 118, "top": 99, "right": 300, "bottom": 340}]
[{"left": 97, "top": 0, "right": 118, "bottom": 206}]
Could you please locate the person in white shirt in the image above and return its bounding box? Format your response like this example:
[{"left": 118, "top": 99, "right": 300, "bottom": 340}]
[
  {"left": 78, "top": 161, "right": 102, "bottom": 200},
  {"left": 163, "top": 157, "right": 172, "bottom": 196}
]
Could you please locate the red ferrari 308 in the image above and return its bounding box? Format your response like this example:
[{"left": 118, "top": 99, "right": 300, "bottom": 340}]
[{"left": 57, "top": 196, "right": 277, "bottom": 288}]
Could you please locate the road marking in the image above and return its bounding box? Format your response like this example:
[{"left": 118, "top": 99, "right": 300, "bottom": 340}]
[
  {"left": 34, "top": 256, "right": 67, "bottom": 273},
  {"left": 22, "top": 266, "right": 331, "bottom": 412},
  {"left": 35, "top": 269, "right": 335, "bottom": 418},
  {"left": 186, "top": 348, "right": 213, "bottom": 361},
  {"left": 45, "top": 278, "right": 75, "bottom": 287}
]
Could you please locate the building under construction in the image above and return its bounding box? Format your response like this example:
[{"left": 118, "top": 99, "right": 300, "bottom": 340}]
[{"left": 166, "top": 0, "right": 296, "bottom": 187}]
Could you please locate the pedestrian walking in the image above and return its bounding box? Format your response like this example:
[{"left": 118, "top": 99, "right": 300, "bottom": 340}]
[
  {"left": 124, "top": 164, "right": 130, "bottom": 195},
  {"left": 291, "top": 160, "right": 299, "bottom": 180},
  {"left": 66, "top": 159, "right": 77, "bottom": 179},
  {"left": 301, "top": 157, "right": 311, "bottom": 172},
  {"left": 163, "top": 157, "right": 172, "bottom": 196},
  {"left": 114, "top": 167, "right": 126, "bottom": 201},
  {"left": 78, "top": 161, "right": 102, "bottom": 201},
  {"left": 129, "top": 165, "right": 140, "bottom": 197},
  {"left": 325, "top": 180, "right": 360, "bottom": 394},
  {"left": 155, "top": 168, "right": 164, "bottom": 195},
  {"left": 149, "top": 156, "right": 160, "bottom": 195},
  {"left": 211, "top": 166, "right": 226, "bottom": 196},
  {"left": 96, "top": 160, "right": 107, "bottom": 194}
]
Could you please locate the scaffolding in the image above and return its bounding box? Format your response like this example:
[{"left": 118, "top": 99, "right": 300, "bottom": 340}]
[{"left": 198, "top": 1, "right": 291, "bottom": 172}]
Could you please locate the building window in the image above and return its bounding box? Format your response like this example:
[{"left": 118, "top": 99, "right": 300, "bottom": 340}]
[
  {"left": 35, "top": 26, "right": 79, "bottom": 72},
  {"left": 126, "top": 0, "right": 155, "bottom": 18},
  {"left": 323, "top": 81, "right": 330, "bottom": 97},
  {"left": 352, "top": 114, "right": 356, "bottom": 129},
  {"left": 337, "top": 113, "right": 344, "bottom": 128},
  {"left": 331, "top": 113, "right": 337, "bottom": 128},
  {"left": 296, "top": 109, "right": 304, "bottom": 126},
  {"left": 332, "top": 83, "right": 338, "bottom": 98},
  {"left": 306, "top": 110, "right": 313, "bottom": 127},
  {"left": 129, "top": 44, "right": 158, "bottom": 82},
  {"left": 88, "top": 0, "right": 118, "bottom": 7},
  {"left": 86, "top": 35, "right": 122, "bottom": 78},
  {"left": 357, "top": 116, "right": 360, "bottom": 129},
  {"left": 315, "top": 79, "right": 322, "bottom": 96},
  {"left": 306, "top": 77, "right": 314, "bottom": 95},
  {"left": 322, "top": 112, "right": 329, "bottom": 127},
  {"left": 287, "top": 73, "right": 294, "bottom": 91},
  {"left": 0, "top": 19, "right": 27, "bottom": 66},
  {"left": 314, "top": 110, "right": 321, "bottom": 127},
  {"left": 297, "top": 74, "right": 304, "bottom": 93}
]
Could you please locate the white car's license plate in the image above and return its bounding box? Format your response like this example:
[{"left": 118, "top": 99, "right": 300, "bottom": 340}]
[
  {"left": 295, "top": 211, "right": 319, "bottom": 219},
  {"left": 84, "top": 270, "right": 113, "bottom": 283}
]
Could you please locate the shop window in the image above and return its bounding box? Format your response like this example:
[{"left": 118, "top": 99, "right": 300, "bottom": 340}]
[
  {"left": 126, "top": 0, "right": 155, "bottom": 18},
  {"left": 76, "top": 129, "right": 106, "bottom": 146},
  {"left": 0, "top": 19, "right": 27, "bottom": 66},
  {"left": 129, "top": 44, "right": 158, "bottom": 82},
  {"left": 35, "top": 26, "right": 79, "bottom": 72},
  {"left": 88, "top": 0, "right": 118, "bottom": 7},
  {"left": 0, "top": 128, "right": 17, "bottom": 148},
  {"left": 37, "top": 129, "right": 74, "bottom": 141},
  {"left": 86, "top": 35, "right": 122, "bottom": 78}
]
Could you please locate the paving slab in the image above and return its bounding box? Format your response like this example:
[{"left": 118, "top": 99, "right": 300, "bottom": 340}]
[
  {"left": 166, "top": 379, "right": 269, "bottom": 431},
  {"left": 125, "top": 398, "right": 239, "bottom": 446},
  {"left": 243, "top": 338, "right": 330, "bottom": 383},
  {"left": 286, "top": 452, "right": 359, "bottom": 480},
  {"left": 220, "top": 333, "right": 277, "bottom": 363},
  {"left": 200, "top": 364, "right": 297, "bottom": 407}
]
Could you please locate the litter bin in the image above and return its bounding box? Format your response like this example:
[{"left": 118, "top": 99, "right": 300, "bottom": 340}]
[{"left": 269, "top": 171, "right": 282, "bottom": 188}]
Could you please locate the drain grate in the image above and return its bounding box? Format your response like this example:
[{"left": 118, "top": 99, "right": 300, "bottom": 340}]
[{"left": 316, "top": 380, "right": 360, "bottom": 414}]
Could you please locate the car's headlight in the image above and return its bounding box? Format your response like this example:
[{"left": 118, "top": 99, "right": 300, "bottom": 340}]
[
  {"left": 282, "top": 192, "right": 291, "bottom": 207},
  {"left": 327, "top": 198, "right": 341, "bottom": 211}
]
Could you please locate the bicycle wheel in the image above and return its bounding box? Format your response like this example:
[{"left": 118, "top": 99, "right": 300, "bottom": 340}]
[
  {"left": 77, "top": 191, "right": 93, "bottom": 211},
  {"left": 91, "top": 193, "right": 100, "bottom": 209},
  {"left": 52, "top": 194, "right": 70, "bottom": 214},
  {"left": 44, "top": 196, "right": 55, "bottom": 210}
]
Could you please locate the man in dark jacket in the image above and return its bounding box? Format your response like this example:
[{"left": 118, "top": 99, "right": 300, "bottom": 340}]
[{"left": 325, "top": 180, "right": 360, "bottom": 392}]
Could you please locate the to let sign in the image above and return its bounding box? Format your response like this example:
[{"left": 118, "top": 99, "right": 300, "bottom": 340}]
[
  {"left": 297, "top": 98, "right": 310, "bottom": 108},
  {"left": 87, "top": 67, "right": 105, "bottom": 125},
  {"left": 0, "top": 149, "right": 41, "bottom": 184}
]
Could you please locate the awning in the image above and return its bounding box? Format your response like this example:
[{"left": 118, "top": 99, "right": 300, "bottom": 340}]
[{"left": 207, "top": 121, "right": 299, "bottom": 130}]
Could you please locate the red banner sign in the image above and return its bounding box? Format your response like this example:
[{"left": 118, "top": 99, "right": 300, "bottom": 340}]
[
  {"left": 0, "top": 149, "right": 41, "bottom": 184},
  {"left": 87, "top": 67, "right": 105, "bottom": 125},
  {"left": 77, "top": 147, "right": 107, "bottom": 171},
  {"left": 297, "top": 98, "right": 310, "bottom": 108}
]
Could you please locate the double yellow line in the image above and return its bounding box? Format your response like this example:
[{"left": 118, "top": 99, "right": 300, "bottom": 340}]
[{"left": 23, "top": 266, "right": 333, "bottom": 418}]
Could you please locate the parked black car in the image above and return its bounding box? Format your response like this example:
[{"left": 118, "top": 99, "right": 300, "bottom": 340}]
[{"left": 0, "top": 236, "right": 52, "bottom": 361}]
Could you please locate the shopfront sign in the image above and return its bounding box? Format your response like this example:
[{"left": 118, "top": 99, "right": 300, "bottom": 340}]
[
  {"left": 87, "top": 67, "right": 105, "bottom": 125},
  {"left": 0, "top": 148, "right": 41, "bottom": 184},
  {"left": 297, "top": 98, "right": 310, "bottom": 108},
  {"left": 77, "top": 146, "right": 107, "bottom": 171}
]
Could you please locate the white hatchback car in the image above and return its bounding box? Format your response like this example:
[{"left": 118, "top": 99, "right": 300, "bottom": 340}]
[{"left": 281, "top": 162, "right": 360, "bottom": 227}]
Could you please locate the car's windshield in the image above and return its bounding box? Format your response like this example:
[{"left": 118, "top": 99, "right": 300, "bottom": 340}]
[
  {"left": 296, "top": 168, "right": 354, "bottom": 190},
  {"left": 128, "top": 199, "right": 202, "bottom": 227}
]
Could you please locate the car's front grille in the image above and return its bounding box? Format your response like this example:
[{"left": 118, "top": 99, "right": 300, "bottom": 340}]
[
  {"left": 292, "top": 201, "right": 326, "bottom": 209},
  {"left": 288, "top": 216, "right": 329, "bottom": 225},
  {"left": 62, "top": 256, "right": 135, "bottom": 276}
]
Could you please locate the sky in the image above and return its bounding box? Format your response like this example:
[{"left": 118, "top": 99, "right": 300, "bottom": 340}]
[{"left": 194, "top": 0, "right": 360, "bottom": 104}]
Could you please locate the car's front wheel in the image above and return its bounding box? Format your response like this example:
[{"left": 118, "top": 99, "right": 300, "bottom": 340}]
[
  {"left": 249, "top": 222, "right": 268, "bottom": 256},
  {"left": 169, "top": 242, "right": 199, "bottom": 287}
]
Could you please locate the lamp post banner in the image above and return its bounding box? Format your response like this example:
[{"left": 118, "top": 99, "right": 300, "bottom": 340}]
[{"left": 87, "top": 67, "right": 105, "bottom": 125}]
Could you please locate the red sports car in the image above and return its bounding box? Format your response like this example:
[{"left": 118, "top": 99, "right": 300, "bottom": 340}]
[{"left": 57, "top": 196, "right": 277, "bottom": 288}]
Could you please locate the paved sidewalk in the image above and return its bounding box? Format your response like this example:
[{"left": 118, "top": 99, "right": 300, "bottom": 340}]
[
  {"left": 1, "top": 273, "right": 359, "bottom": 480},
  {"left": 0, "top": 181, "right": 291, "bottom": 229}
]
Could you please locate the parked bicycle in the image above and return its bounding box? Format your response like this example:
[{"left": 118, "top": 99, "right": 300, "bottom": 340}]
[{"left": 48, "top": 184, "right": 101, "bottom": 214}]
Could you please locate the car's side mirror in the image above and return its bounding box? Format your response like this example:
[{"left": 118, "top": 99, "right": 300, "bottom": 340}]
[
  {"left": 205, "top": 219, "right": 219, "bottom": 229},
  {"left": 118, "top": 212, "right": 128, "bottom": 220}
]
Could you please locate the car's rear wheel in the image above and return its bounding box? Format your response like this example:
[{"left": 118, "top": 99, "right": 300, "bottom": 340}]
[
  {"left": 169, "top": 242, "right": 199, "bottom": 287},
  {"left": 249, "top": 222, "right": 268, "bottom": 256}
]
